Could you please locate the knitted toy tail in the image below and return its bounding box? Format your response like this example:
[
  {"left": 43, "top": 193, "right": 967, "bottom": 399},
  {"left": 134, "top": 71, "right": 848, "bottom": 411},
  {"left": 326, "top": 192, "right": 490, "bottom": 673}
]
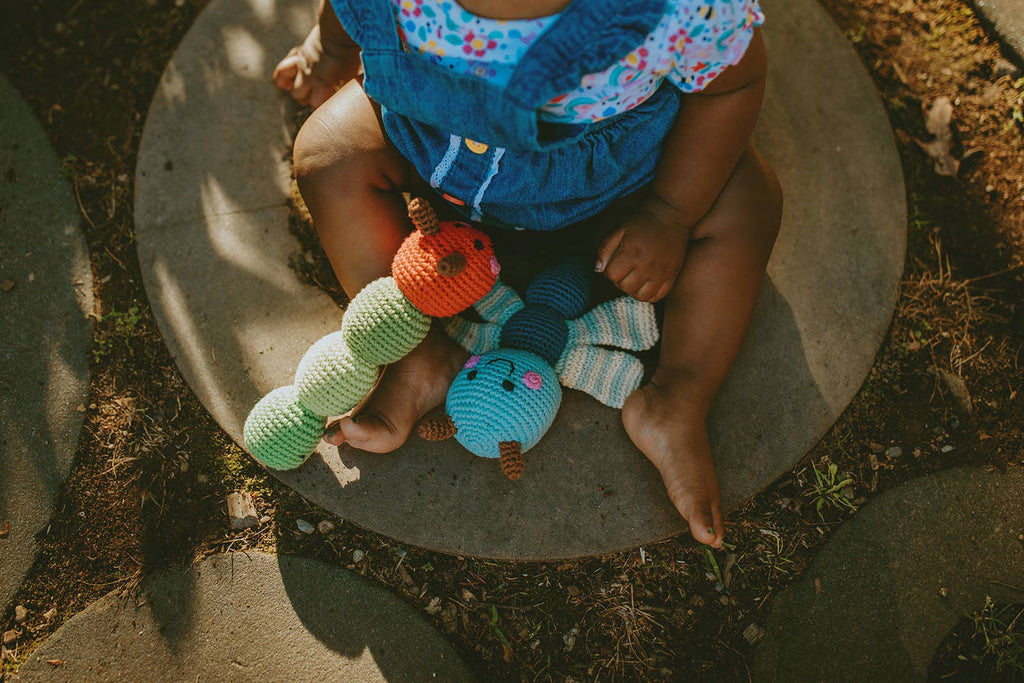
[{"left": 499, "top": 441, "right": 524, "bottom": 481}]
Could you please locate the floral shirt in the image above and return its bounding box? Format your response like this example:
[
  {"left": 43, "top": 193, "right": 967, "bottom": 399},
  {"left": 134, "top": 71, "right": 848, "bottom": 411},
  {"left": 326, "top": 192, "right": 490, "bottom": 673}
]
[{"left": 392, "top": 0, "right": 764, "bottom": 123}]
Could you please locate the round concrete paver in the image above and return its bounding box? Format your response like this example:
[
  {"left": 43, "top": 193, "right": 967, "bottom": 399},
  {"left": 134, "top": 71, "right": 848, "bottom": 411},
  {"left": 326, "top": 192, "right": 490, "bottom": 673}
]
[
  {"left": 15, "top": 552, "right": 473, "bottom": 681},
  {"left": 972, "top": 0, "right": 1024, "bottom": 62},
  {"left": 0, "top": 74, "right": 92, "bottom": 609},
  {"left": 756, "top": 467, "right": 1024, "bottom": 682},
  {"left": 134, "top": 0, "right": 906, "bottom": 559}
]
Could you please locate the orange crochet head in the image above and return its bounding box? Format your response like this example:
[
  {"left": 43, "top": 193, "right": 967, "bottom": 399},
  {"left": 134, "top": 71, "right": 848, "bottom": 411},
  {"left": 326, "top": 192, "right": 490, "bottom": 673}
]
[{"left": 392, "top": 198, "right": 500, "bottom": 317}]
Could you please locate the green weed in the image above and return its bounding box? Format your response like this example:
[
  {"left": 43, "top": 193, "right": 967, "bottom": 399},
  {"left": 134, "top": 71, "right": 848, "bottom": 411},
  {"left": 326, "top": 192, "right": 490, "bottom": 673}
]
[
  {"left": 967, "top": 597, "right": 1024, "bottom": 674},
  {"left": 806, "top": 458, "right": 857, "bottom": 518}
]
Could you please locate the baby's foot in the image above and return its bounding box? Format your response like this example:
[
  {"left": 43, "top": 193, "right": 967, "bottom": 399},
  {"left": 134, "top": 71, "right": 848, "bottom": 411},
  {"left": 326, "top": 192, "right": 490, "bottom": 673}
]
[
  {"left": 325, "top": 328, "right": 466, "bottom": 453},
  {"left": 622, "top": 373, "right": 725, "bottom": 547},
  {"left": 273, "top": 25, "right": 359, "bottom": 108}
]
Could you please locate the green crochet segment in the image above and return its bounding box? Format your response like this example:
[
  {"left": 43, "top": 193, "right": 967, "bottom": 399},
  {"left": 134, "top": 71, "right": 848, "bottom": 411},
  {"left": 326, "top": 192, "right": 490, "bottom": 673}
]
[
  {"left": 243, "top": 386, "right": 326, "bottom": 470},
  {"left": 341, "top": 277, "right": 430, "bottom": 366},
  {"left": 294, "top": 332, "right": 379, "bottom": 417}
]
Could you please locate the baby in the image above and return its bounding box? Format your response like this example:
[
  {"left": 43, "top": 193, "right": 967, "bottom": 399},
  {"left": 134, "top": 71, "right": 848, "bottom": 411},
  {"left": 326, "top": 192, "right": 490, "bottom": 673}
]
[{"left": 274, "top": 0, "right": 782, "bottom": 548}]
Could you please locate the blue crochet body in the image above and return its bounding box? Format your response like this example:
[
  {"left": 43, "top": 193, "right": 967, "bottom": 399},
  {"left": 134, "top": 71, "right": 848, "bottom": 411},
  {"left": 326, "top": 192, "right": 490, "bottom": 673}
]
[
  {"left": 440, "top": 257, "right": 660, "bottom": 473},
  {"left": 447, "top": 260, "right": 589, "bottom": 458}
]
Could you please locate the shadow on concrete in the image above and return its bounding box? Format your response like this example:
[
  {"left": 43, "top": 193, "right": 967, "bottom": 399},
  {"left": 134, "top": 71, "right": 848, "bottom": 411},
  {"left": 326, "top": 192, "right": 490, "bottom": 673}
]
[
  {"left": 276, "top": 553, "right": 475, "bottom": 681},
  {"left": 756, "top": 467, "right": 1024, "bottom": 682},
  {"left": 0, "top": 73, "right": 92, "bottom": 610}
]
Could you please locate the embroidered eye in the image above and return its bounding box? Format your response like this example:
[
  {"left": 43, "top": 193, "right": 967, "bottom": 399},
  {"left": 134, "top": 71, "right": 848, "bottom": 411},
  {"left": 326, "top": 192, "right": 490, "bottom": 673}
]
[
  {"left": 522, "top": 371, "right": 543, "bottom": 390},
  {"left": 502, "top": 379, "right": 515, "bottom": 392},
  {"left": 467, "top": 370, "right": 478, "bottom": 380},
  {"left": 464, "top": 355, "right": 481, "bottom": 369},
  {"left": 473, "top": 239, "right": 484, "bottom": 251}
]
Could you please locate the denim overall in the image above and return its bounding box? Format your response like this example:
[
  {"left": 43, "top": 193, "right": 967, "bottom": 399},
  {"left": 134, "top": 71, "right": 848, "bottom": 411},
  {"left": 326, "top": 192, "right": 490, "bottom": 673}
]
[{"left": 328, "top": 0, "right": 681, "bottom": 230}]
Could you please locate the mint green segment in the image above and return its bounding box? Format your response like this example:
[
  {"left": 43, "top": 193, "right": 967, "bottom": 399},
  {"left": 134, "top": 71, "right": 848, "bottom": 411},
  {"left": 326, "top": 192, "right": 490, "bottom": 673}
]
[
  {"left": 294, "top": 331, "right": 378, "bottom": 416},
  {"left": 244, "top": 385, "right": 324, "bottom": 470},
  {"left": 341, "top": 277, "right": 430, "bottom": 366}
]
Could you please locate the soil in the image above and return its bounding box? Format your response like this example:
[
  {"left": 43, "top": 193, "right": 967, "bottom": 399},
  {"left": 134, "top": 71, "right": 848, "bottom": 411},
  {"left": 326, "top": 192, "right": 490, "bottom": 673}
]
[{"left": 1, "top": 0, "right": 1023, "bottom": 680}]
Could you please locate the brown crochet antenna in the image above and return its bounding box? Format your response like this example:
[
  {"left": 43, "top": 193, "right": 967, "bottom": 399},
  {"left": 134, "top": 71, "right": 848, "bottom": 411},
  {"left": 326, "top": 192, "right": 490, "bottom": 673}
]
[
  {"left": 499, "top": 441, "right": 524, "bottom": 481},
  {"left": 408, "top": 197, "right": 441, "bottom": 235},
  {"left": 418, "top": 414, "right": 456, "bottom": 440}
]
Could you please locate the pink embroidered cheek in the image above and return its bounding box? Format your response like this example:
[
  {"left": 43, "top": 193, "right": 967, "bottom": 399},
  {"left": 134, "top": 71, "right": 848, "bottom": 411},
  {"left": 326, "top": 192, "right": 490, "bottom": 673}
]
[
  {"left": 464, "top": 355, "right": 481, "bottom": 369},
  {"left": 522, "top": 371, "right": 543, "bottom": 390},
  {"left": 490, "top": 256, "right": 501, "bottom": 276}
]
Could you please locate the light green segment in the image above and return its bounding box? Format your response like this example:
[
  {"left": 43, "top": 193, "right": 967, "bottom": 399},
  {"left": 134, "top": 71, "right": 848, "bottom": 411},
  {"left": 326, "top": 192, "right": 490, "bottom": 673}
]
[
  {"left": 342, "top": 277, "right": 430, "bottom": 366},
  {"left": 295, "top": 331, "right": 378, "bottom": 416},
  {"left": 244, "top": 385, "right": 325, "bottom": 470}
]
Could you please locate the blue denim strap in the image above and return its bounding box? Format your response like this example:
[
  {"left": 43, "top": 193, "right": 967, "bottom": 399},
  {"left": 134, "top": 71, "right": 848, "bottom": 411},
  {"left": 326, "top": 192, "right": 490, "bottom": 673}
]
[
  {"left": 327, "top": 0, "right": 401, "bottom": 48},
  {"left": 506, "top": 0, "right": 669, "bottom": 108}
]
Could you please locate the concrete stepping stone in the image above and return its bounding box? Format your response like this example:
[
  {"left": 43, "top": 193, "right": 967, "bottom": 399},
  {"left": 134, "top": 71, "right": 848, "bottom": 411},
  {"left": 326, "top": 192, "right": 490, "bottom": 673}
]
[
  {"left": 0, "top": 74, "right": 92, "bottom": 610},
  {"left": 755, "top": 467, "right": 1024, "bottom": 682},
  {"left": 972, "top": 0, "right": 1024, "bottom": 62},
  {"left": 15, "top": 552, "right": 473, "bottom": 681},
  {"left": 134, "top": 0, "right": 905, "bottom": 559}
]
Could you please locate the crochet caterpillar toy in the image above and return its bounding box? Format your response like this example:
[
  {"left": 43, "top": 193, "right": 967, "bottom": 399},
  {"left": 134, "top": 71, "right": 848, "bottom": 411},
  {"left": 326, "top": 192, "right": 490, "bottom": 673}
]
[
  {"left": 243, "top": 198, "right": 500, "bottom": 470},
  {"left": 419, "top": 259, "right": 660, "bottom": 480}
]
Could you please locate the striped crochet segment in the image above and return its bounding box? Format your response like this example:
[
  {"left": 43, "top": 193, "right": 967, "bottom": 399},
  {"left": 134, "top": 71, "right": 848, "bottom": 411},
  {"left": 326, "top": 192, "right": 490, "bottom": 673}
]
[
  {"left": 556, "top": 345, "right": 645, "bottom": 408},
  {"left": 444, "top": 317, "right": 502, "bottom": 354},
  {"left": 569, "top": 297, "right": 660, "bottom": 351},
  {"left": 474, "top": 280, "right": 524, "bottom": 324}
]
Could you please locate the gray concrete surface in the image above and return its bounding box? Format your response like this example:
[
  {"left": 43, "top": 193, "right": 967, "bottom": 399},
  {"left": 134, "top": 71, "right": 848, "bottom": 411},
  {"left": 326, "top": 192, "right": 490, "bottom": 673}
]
[
  {"left": 134, "top": 0, "right": 906, "bottom": 559},
  {"left": 972, "top": 0, "right": 1024, "bottom": 62},
  {"left": 15, "top": 552, "right": 474, "bottom": 681},
  {"left": 756, "top": 467, "right": 1024, "bottom": 682},
  {"left": 0, "top": 74, "right": 92, "bottom": 610}
]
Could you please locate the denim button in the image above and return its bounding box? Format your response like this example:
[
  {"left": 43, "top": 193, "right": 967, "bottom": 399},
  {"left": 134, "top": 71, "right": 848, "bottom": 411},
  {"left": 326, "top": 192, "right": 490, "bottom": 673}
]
[{"left": 465, "top": 139, "right": 489, "bottom": 154}]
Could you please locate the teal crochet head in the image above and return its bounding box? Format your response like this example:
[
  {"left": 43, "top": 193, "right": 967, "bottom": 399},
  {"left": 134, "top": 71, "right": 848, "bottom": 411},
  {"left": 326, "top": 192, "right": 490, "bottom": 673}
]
[
  {"left": 244, "top": 197, "right": 498, "bottom": 471},
  {"left": 419, "top": 259, "right": 661, "bottom": 480},
  {"left": 447, "top": 350, "right": 561, "bottom": 462}
]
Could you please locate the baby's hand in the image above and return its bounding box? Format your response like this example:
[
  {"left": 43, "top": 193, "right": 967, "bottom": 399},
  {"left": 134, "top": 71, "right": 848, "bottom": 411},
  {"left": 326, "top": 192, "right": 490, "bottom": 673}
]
[
  {"left": 596, "top": 199, "right": 692, "bottom": 302},
  {"left": 273, "top": 26, "right": 360, "bottom": 108}
]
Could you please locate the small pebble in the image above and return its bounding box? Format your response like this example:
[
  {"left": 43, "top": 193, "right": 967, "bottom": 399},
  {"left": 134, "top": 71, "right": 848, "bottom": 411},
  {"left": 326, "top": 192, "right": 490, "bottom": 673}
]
[
  {"left": 941, "top": 445, "right": 954, "bottom": 453},
  {"left": 13, "top": 605, "right": 27, "bottom": 624},
  {"left": 938, "top": 586, "right": 949, "bottom": 598},
  {"left": 743, "top": 623, "right": 766, "bottom": 645},
  {"left": 258, "top": 515, "right": 270, "bottom": 525},
  {"left": 43, "top": 608, "right": 57, "bottom": 621},
  {"left": 562, "top": 626, "right": 579, "bottom": 651},
  {"left": 317, "top": 520, "right": 334, "bottom": 534},
  {"left": 352, "top": 549, "right": 365, "bottom": 563},
  {"left": 425, "top": 597, "right": 442, "bottom": 615},
  {"left": 296, "top": 518, "right": 314, "bottom": 534},
  {"left": 226, "top": 491, "right": 257, "bottom": 530},
  {"left": 885, "top": 446, "right": 903, "bottom": 460},
  {"left": 2, "top": 629, "right": 16, "bottom": 646}
]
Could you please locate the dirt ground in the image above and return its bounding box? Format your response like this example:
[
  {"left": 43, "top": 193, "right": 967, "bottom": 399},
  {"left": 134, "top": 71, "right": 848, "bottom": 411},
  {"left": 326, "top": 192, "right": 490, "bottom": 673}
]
[{"left": 1, "top": 0, "right": 1023, "bottom": 679}]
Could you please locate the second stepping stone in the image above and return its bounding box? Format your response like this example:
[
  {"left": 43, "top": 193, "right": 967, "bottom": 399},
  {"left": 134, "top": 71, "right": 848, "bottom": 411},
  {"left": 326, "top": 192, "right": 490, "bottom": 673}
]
[
  {"left": 756, "top": 467, "right": 1024, "bottom": 682},
  {"left": 15, "top": 552, "right": 473, "bottom": 681}
]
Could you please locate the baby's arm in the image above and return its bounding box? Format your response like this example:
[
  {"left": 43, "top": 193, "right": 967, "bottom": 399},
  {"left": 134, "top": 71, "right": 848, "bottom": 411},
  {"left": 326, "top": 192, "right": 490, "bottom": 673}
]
[
  {"left": 273, "top": 0, "right": 361, "bottom": 107},
  {"left": 596, "top": 29, "right": 768, "bottom": 302}
]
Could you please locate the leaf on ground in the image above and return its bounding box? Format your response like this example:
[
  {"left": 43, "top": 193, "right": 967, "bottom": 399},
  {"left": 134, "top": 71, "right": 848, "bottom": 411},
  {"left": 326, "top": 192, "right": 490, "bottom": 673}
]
[{"left": 916, "top": 97, "right": 960, "bottom": 177}]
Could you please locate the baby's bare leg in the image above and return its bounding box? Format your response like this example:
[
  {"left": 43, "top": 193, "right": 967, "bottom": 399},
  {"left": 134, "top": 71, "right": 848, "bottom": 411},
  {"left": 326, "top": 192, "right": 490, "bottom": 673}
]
[
  {"left": 622, "top": 145, "right": 782, "bottom": 547},
  {"left": 294, "top": 81, "right": 466, "bottom": 453}
]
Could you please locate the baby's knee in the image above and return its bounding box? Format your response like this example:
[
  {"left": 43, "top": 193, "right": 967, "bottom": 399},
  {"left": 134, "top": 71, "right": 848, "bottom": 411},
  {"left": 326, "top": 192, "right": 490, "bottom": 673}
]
[
  {"left": 294, "top": 124, "right": 380, "bottom": 194},
  {"left": 293, "top": 88, "right": 406, "bottom": 196}
]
